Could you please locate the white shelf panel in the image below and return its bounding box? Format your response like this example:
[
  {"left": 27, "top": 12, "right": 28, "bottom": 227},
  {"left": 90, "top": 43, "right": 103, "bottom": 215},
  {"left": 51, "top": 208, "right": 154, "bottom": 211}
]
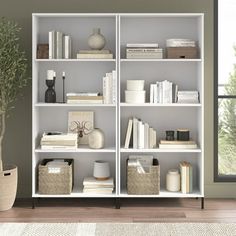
[
  {"left": 120, "top": 189, "right": 202, "bottom": 198},
  {"left": 33, "top": 188, "right": 117, "bottom": 198},
  {"left": 120, "top": 103, "right": 201, "bottom": 107},
  {"left": 120, "top": 148, "right": 201, "bottom": 153},
  {"left": 35, "top": 103, "right": 116, "bottom": 108},
  {"left": 35, "top": 146, "right": 116, "bottom": 153},
  {"left": 35, "top": 59, "right": 116, "bottom": 62},
  {"left": 121, "top": 59, "right": 202, "bottom": 62}
]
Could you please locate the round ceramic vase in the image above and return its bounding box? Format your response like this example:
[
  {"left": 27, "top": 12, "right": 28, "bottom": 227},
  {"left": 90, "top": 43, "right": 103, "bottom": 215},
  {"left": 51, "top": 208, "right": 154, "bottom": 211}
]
[
  {"left": 88, "top": 128, "right": 105, "bottom": 149},
  {"left": 93, "top": 161, "right": 110, "bottom": 180},
  {"left": 166, "top": 169, "right": 180, "bottom": 192},
  {"left": 88, "top": 28, "right": 106, "bottom": 50}
]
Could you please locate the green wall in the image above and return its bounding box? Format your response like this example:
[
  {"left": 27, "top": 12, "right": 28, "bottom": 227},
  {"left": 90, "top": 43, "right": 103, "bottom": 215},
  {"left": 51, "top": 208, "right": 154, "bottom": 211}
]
[{"left": 1, "top": 0, "right": 235, "bottom": 198}]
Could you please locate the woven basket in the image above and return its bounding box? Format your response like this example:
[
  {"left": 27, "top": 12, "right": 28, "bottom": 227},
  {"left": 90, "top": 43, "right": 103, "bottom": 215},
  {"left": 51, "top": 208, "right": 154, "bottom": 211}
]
[
  {"left": 38, "top": 159, "right": 73, "bottom": 195},
  {"left": 127, "top": 164, "right": 160, "bottom": 195}
]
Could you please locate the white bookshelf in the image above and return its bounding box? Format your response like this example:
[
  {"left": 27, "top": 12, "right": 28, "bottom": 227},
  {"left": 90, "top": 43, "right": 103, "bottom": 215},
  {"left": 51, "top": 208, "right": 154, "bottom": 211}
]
[{"left": 32, "top": 13, "right": 204, "bottom": 205}]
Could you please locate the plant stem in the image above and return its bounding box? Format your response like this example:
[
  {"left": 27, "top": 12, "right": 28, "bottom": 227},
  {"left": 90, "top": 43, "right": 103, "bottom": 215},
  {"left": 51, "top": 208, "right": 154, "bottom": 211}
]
[{"left": 0, "top": 112, "right": 6, "bottom": 172}]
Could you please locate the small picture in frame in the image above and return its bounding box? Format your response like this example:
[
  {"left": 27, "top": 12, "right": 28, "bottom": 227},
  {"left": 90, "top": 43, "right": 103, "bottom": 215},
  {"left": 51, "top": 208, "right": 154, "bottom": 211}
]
[{"left": 68, "top": 111, "right": 94, "bottom": 145}]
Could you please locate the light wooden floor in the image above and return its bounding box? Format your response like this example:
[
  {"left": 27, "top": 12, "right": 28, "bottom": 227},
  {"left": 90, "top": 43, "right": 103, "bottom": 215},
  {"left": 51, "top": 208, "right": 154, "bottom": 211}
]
[{"left": 0, "top": 198, "right": 236, "bottom": 223}]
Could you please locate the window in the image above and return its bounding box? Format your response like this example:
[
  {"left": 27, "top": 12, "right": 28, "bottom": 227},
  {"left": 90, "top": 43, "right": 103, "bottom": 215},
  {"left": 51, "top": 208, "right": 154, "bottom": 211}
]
[{"left": 215, "top": 0, "right": 236, "bottom": 181}]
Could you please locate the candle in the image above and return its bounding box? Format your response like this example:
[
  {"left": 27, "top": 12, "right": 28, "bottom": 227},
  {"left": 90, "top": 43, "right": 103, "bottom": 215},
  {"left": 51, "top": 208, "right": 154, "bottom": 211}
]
[{"left": 47, "top": 70, "right": 54, "bottom": 80}]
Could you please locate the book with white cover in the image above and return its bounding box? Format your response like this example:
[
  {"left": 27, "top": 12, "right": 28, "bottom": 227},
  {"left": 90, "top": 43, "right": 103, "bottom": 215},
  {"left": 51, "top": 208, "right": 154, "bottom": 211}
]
[
  {"left": 126, "top": 43, "right": 159, "bottom": 48},
  {"left": 150, "top": 84, "right": 154, "bottom": 103},
  {"left": 83, "top": 189, "right": 113, "bottom": 194},
  {"left": 124, "top": 118, "right": 133, "bottom": 148},
  {"left": 126, "top": 48, "right": 163, "bottom": 53},
  {"left": 144, "top": 123, "right": 149, "bottom": 149},
  {"left": 126, "top": 52, "right": 163, "bottom": 59},
  {"left": 133, "top": 117, "right": 138, "bottom": 149},
  {"left": 153, "top": 83, "right": 158, "bottom": 103},
  {"left": 56, "top": 31, "right": 63, "bottom": 59},
  {"left": 79, "top": 49, "right": 111, "bottom": 54},
  {"left": 83, "top": 177, "right": 114, "bottom": 187},
  {"left": 67, "top": 100, "right": 103, "bottom": 104},
  {"left": 137, "top": 120, "right": 144, "bottom": 149},
  {"left": 106, "top": 72, "right": 113, "bottom": 104},
  {"left": 67, "top": 92, "right": 101, "bottom": 96},
  {"left": 159, "top": 143, "right": 197, "bottom": 149},
  {"left": 112, "top": 70, "right": 116, "bottom": 104},
  {"left": 153, "top": 130, "right": 157, "bottom": 148},
  {"left": 77, "top": 53, "right": 113, "bottom": 59},
  {"left": 63, "top": 35, "right": 71, "bottom": 59},
  {"left": 149, "top": 127, "right": 154, "bottom": 148},
  {"left": 49, "top": 31, "right": 56, "bottom": 59}
]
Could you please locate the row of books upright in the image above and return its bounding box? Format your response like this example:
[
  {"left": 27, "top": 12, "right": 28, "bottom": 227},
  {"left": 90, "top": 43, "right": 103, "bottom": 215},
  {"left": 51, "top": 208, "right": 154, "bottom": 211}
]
[
  {"left": 124, "top": 117, "right": 157, "bottom": 149},
  {"left": 179, "top": 161, "right": 193, "bottom": 194},
  {"left": 150, "top": 80, "right": 178, "bottom": 103},
  {"left": 49, "top": 31, "right": 72, "bottom": 59}
]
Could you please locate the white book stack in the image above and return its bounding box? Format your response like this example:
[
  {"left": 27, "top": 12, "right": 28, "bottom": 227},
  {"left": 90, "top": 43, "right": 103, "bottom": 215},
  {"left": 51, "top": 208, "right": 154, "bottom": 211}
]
[
  {"left": 166, "top": 39, "right": 196, "bottom": 47},
  {"left": 179, "top": 161, "right": 193, "bottom": 194},
  {"left": 124, "top": 117, "right": 157, "bottom": 149},
  {"left": 159, "top": 140, "right": 197, "bottom": 149},
  {"left": 77, "top": 50, "right": 113, "bottom": 59},
  {"left": 103, "top": 70, "right": 116, "bottom": 104},
  {"left": 150, "top": 80, "right": 178, "bottom": 104},
  {"left": 49, "top": 31, "right": 72, "bottom": 59},
  {"left": 40, "top": 133, "right": 78, "bottom": 149},
  {"left": 83, "top": 177, "right": 114, "bottom": 194},
  {"left": 126, "top": 43, "right": 163, "bottom": 59},
  {"left": 177, "top": 91, "right": 199, "bottom": 103}
]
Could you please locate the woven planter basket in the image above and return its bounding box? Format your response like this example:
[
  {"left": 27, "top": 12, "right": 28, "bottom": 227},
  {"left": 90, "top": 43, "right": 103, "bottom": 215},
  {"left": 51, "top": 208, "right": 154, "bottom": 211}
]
[
  {"left": 0, "top": 165, "right": 17, "bottom": 211},
  {"left": 38, "top": 159, "right": 73, "bottom": 195},
  {"left": 127, "top": 164, "right": 160, "bottom": 195}
]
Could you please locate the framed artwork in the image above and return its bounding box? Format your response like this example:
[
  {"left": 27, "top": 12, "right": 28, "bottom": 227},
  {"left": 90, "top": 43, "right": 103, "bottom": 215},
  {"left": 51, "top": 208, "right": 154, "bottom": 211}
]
[{"left": 68, "top": 111, "right": 94, "bottom": 145}]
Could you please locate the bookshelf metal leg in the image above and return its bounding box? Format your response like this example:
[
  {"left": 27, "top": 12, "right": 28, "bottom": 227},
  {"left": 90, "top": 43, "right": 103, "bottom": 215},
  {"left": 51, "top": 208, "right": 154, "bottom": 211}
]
[
  {"left": 201, "top": 197, "right": 204, "bottom": 209},
  {"left": 115, "top": 198, "right": 120, "bottom": 209},
  {"left": 32, "top": 198, "right": 36, "bottom": 209}
]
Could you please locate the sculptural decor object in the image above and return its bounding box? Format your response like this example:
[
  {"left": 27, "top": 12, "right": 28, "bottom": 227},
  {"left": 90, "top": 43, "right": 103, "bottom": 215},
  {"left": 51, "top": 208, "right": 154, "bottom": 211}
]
[
  {"left": 88, "top": 28, "right": 106, "bottom": 50},
  {"left": 88, "top": 128, "right": 105, "bottom": 149}
]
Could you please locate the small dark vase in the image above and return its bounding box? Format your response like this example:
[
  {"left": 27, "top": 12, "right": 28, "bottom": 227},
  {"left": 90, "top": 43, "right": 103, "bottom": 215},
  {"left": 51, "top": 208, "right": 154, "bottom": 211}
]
[{"left": 45, "top": 79, "right": 56, "bottom": 103}]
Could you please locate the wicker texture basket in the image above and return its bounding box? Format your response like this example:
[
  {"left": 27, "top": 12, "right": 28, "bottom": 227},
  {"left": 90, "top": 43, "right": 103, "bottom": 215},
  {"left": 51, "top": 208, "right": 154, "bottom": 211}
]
[
  {"left": 127, "top": 165, "right": 160, "bottom": 195},
  {"left": 38, "top": 159, "right": 73, "bottom": 195}
]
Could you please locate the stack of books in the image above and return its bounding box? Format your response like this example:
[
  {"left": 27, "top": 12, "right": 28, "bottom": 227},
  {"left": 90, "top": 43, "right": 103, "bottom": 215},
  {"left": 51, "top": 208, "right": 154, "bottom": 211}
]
[
  {"left": 77, "top": 50, "right": 113, "bottom": 59},
  {"left": 126, "top": 43, "right": 163, "bottom": 59},
  {"left": 40, "top": 132, "right": 78, "bottom": 149},
  {"left": 103, "top": 70, "right": 116, "bottom": 104},
  {"left": 159, "top": 140, "right": 197, "bottom": 149},
  {"left": 66, "top": 92, "right": 103, "bottom": 104},
  {"left": 179, "top": 161, "right": 193, "bottom": 194},
  {"left": 83, "top": 177, "right": 114, "bottom": 194},
  {"left": 177, "top": 91, "right": 199, "bottom": 103},
  {"left": 124, "top": 117, "right": 157, "bottom": 149},
  {"left": 150, "top": 80, "right": 178, "bottom": 103},
  {"left": 49, "top": 31, "right": 71, "bottom": 59}
]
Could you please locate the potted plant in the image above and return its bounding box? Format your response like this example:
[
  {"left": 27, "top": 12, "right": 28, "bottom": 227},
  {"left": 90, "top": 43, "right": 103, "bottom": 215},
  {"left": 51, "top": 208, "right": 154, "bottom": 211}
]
[{"left": 0, "top": 18, "right": 28, "bottom": 211}]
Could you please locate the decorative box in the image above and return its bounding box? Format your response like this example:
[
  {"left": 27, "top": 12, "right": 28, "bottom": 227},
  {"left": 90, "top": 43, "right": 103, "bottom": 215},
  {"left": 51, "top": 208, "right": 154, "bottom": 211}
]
[
  {"left": 127, "top": 161, "right": 160, "bottom": 195},
  {"left": 166, "top": 47, "right": 198, "bottom": 59},
  {"left": 38, "top": 159, "right": 74, "bottom": 194},
  {"left": 127, "top": 80, "right": 145, "bottom": 91}
]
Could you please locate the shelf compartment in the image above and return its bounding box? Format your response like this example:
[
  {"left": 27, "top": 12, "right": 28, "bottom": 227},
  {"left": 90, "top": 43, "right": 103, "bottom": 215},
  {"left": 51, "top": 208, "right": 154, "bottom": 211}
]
[
  {"left": 35, "top": 146, "right": 116, "bottom": 153},
  {"left": 120, "top": 148, "right": 201, "bottom": 153},
  {"left": 120, "top": 103, "right": 201, "bottom": 107},
  {"left": 35, "top": 103, "right": 116, "bottom": 108}
]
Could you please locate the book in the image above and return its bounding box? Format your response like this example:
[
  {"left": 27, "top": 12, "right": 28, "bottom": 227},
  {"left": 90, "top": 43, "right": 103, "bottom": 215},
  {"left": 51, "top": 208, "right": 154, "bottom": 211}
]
[
  {"left": 160, "top": 140, "right": 196, "bottom": 145},
  {"left": 137, "top": 120, "right": 144, "bottom": 149},
  {"left": 150, "top": 84, "right": 154, "bottom": 103},
  {"left": 77, "top": 53, "right": 113, "bottom": 59},
  {"left": 67, "top": 96, "right": 103, "bottom": 100},
  {"left": 126, "top": 52, "right": 163, "bottom": 59},
  {"left": 63, "top": 35, "right": 71, "bottom": 59},
  {"left": 49, "top": 31, "right": 56, "bottom": 59},
  {"left": 67, "top": 100, "right": 103, "bottom": 104},
  {"left": 124, "top": 119, "right": 133, "bottom": 148},
  {"left": 126, "top": 43, "right": 159, "bottom": 48},
  {"left": 159, "top": 143, "right": 197, "bottom": 149},
  {"left": 67, "top": 92, "right": 101, "bottom": 96},
  {"left": 180, "top": 162, "right": 187, "bottom": 194},
  {"left": 83, "top": 177, "right": 114, "bottom": 187},
  {"left": 133, "top": 117, "right": 138, "bottom": 149},
  {"left": 144, "top": 123, "right": 149, "bottom": 149},
  {"left": 126, "top": 48, "right": 163, "bottom": 53},
  {"left": 112, "top": 70, "right": 116, "bottom": 104},
  {"left": 79, "top": 50, "right": 111, "bottom": 54},
  {"left": 56, "top": 31, "right": 63, "bottom": 59}
]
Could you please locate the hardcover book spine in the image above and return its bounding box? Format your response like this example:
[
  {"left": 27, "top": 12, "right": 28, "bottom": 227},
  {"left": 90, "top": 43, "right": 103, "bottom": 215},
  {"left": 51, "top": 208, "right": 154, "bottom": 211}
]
[
  {"left": 63, "top": 35, "right": 71, "bottom": 59},
  {"left": 112, "top": 70, "right": 116, "bottom": 104},
  {"left": 56, "top": 31, "right": 63, "bottom": 59},
  {"left": 49, "top": 31, "right": 56, "bottom": 59}
]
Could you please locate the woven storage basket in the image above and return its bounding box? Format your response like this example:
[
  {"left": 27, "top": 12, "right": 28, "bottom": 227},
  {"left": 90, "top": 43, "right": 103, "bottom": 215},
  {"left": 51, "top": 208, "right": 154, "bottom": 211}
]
[
  {"left": 127, "top": 163, "right": 160, "bottom": 195},
  {"left": 38, "top": 159, "right": 73, "bottom": 194}
]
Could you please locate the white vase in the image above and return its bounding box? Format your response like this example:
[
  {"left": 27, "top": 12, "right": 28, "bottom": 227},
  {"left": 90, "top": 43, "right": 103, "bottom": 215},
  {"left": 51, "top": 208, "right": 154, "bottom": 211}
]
[
  {"left": 93, "top": 161, "right": 110, "bottom": 180},
  {"left": 166, "top": 169, "right": 180, "bottom": 192},
  {"left": 88, "top": 128, "right": 105, "bottom": 149},
  {"left": 88, "top": 28, "right": 106, "bottom": 50}
]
